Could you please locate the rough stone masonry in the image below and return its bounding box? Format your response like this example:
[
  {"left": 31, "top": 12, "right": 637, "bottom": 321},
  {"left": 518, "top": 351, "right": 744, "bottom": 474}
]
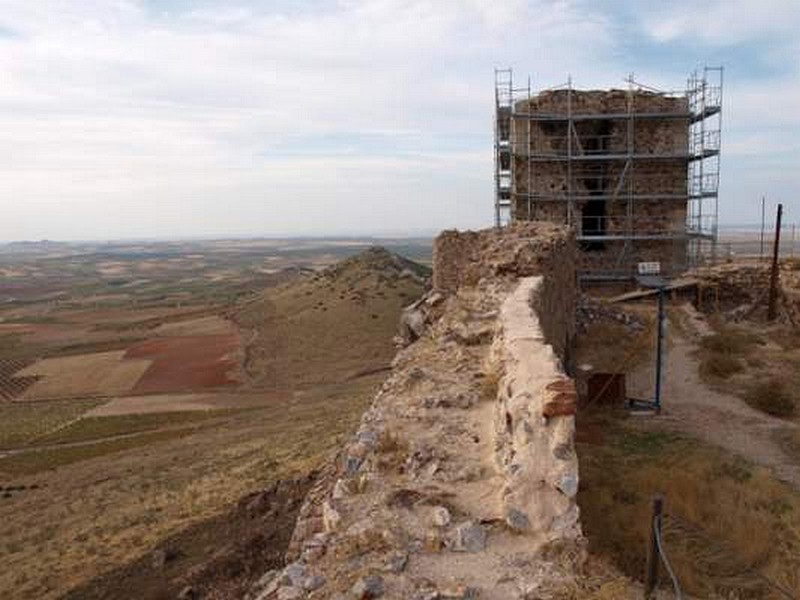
[{"left": 251, "top": 223, "right": 584, "bottom": 600}]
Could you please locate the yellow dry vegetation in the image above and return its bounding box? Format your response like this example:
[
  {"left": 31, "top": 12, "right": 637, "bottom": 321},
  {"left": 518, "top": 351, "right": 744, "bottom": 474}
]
[
  {"left": 86, "top": 393, "right": 218, "bottom": 417},
  {"left": 17, "top": 351, "right": 151, "bottom": 400},
  {"left": 235, "top": 248, "right": 428, "bottom": 389},
  {"left": 0, "top": 377, "right": 379, "bottom": 600},
  {"left": 153, "top": 315, "right": 234, "bottom": 337},
  {"left": 577, "top": 410, "right": 800, "bottom": 599}
]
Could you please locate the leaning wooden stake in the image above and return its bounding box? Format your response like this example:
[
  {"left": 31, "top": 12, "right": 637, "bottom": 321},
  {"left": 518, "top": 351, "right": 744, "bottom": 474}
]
[
  {"left": 767, "top": 203, "right": 783, "bottom": 322},
  {"left": 644, "top": 495, "right": 664, "bottom": 599}
]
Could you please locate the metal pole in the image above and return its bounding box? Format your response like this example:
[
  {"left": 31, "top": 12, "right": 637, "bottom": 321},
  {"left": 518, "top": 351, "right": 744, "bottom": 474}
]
[
  {"left": 767, "top": 203, "right": 783, "bottom": 322},
  {"left": 760, "top": 196, "right": 766, "bottom": 261},
  {"left": 644, "top": 495, "right": 665, "bottom": 599},
  {"left": 654, "top": 287, "right": 665, "bottom": 413}
]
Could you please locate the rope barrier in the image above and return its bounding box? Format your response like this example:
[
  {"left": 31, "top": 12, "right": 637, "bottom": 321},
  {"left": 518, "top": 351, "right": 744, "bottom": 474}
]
[{"left": 653, "top": 514, "right": 683, "bottom": 600}]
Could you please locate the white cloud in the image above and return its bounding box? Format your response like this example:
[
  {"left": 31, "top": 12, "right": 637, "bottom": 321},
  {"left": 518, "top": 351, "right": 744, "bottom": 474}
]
[
  {"left": 640, "top": 0, "right": 800, "bottom": 45},
  {"left": 0, "top": 0, "right": 796, "bottom": 239}
]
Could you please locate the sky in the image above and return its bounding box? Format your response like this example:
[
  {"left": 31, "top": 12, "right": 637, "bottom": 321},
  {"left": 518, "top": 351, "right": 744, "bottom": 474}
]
[{"left": 0, "top": 0, "right": 798, "bottom": 241}]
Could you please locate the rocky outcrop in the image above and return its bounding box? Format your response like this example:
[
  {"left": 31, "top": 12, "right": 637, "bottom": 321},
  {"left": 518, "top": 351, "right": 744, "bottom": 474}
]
[{"left": 253, "top": 224, "right": 585, "bottom": 599}]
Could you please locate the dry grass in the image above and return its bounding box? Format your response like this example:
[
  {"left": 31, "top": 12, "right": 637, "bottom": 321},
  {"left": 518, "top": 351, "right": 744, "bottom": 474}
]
[
  {"left": 783, "top": 258, "right": 800, "bottom": 271},
  {"left": 699, "top": 352, "right": 744, "bottom": 379},
  {"left": 577, "top": 409, "right": 800, "bottom": 599},
  {"left": 696, "top": 327, "right": 761, "bottom": 380},
  {"left": 695, "top": 322, "right": 800, "bottom": 420},
  {"left": 698, "top": 327, "right": 762, "bottom": 356},
  {"left": 234, "top": 253, "right": 426, "bottom": 390},
  {"left": 574, "top": 316, "right": 654, "bottom": 374},
  {"left": 0, "top": 377, "right": 380, "bottom": 599},
  {"left": 767, "top": 326, "right": 800, "bottom": 351},
  {"left": 547, "top": 556, "right": 640, "bottom": 599},
  {"left": 0, "top": 399, "right": 105, "bottom": 449},
  {"left": 31, "top": 410, "right": 236, "bottom": 446},
  {"left": 0, "top": 248, "right": 424, "bottom": 599},
  {"left": 744, "top": 377, "right": 797, "bottom": 418},
  {"left": 478, "top": 369, "right": 500, "bottom": 401},
  {"left": 18, "top": 351, "right": 151, "bottom": 400},
  {"left": 777, "top": 429, "right": 800, "bottom": 461},
  {"left": 375, "top": 429, "right": 409, "bottom": 474},
  {"left": 0, "top": 426, "right": 209, "bottom": 476}
]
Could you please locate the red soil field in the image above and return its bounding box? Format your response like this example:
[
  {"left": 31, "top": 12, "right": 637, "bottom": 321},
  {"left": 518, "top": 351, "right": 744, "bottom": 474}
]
[{"left": 126, "top": 334, "right": 239, "bottom": 394}]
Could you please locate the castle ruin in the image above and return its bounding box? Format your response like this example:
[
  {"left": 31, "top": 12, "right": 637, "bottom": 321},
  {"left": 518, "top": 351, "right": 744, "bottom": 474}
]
[{"left": 494, "top": 68, "right": 723, "bottom": 281}]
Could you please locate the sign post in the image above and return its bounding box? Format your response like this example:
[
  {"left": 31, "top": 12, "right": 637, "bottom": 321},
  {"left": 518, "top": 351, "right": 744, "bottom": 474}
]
[{"left": 632, "top": 262, "right": 666, "bottom": 414}]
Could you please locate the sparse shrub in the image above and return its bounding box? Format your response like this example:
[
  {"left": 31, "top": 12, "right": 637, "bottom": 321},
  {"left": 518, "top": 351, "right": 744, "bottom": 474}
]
[
  {"left": 779, "top": 429, "right": 800, "bottom": 461},
  {"left": 768, "top": 327, "right": 800, "bottom": 350},
  {"left": 699, "top": 353, "right": 743, "bottom": 379},
  {"left": 744, "top": 378, "right": 796, "bottom": 417},
  {"left": 375, "top": 430, "right": 407, "bottom": 473},
  {"left": 697, "top": 327, "right": 762, "bottom": 381},
  {"left": 783, "top": 258, "right": 800, "bottom": 271},
  {"left": 479, "top": 370, "right": 500, "bottom": 400},
  {"left": 699, "top": 328, "right": 761, "bottom": 356},
  {"left": 713, "top": 457, "right": 752, "bottom": 482}
]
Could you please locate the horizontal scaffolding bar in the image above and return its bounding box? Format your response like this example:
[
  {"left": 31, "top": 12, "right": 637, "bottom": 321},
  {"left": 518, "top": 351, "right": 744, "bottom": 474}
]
[
  {"left": 577, "top": 231, "right": 714, "bottom": 241},
  {"left": 511, "top": 193, "right": 707, "bottom": 202},
  {"left": 689, "top": 106, "right": 722, "bottom": 123},
  {"left": 517, "top": 151, "right": 718, "bottom": 162},
  {"left": 511, "top": 111, "right": 692, "bottom": 121}
]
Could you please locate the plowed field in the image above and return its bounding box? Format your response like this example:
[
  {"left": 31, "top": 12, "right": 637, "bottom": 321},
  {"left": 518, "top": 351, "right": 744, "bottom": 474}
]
[{"left": 126, "top": 334, "right": 239, "bottom": 394}]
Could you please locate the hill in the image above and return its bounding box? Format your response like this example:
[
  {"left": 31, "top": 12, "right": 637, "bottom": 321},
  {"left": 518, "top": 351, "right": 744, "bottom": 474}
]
[
  {"left": 234, "top": 246, "right": 430, "bottom": 390},
  {"left": 33, "top": 247, "right": 428, "bottom": 600}
]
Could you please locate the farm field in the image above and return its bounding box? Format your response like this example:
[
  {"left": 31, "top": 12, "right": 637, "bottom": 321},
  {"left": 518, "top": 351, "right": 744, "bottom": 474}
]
[{"left": 0, "top": 237, "right": 431, "bottom": 600}]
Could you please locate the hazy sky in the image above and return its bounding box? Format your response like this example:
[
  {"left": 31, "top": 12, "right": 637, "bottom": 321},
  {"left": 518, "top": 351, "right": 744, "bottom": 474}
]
[{"left": 0, "top": 0, "right": 798, "bottom": 241}]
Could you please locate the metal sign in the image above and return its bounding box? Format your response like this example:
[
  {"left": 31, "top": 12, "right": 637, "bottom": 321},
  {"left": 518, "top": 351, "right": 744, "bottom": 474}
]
[{"left": 637, "top": 261, "right": 661, "bottom": 275}]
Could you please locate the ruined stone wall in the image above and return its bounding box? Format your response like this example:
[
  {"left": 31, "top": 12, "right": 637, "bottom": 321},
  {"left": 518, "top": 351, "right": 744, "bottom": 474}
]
[
  {"left": 490, "top": 277, "right": 581, "bottom": 546},
  {"left": 253, "top": 225, "right": 584, "bottom": 600},
  {"left": 432, "top": 222, "right": 575, "bottom": 294}
]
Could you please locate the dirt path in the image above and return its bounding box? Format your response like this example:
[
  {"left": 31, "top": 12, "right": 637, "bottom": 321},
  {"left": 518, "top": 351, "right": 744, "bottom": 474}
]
[{"left": 629, "top": 313, "right": 800, "bottom": 488}]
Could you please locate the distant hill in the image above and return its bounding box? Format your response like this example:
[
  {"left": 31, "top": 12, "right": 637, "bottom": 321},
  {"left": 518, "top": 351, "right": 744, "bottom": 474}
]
[
  {"left": 0, "top": 240, "right": 72, "bottom": 255},
  {"left": 233, "top": 246, "right": 429, "bottom": 390}
]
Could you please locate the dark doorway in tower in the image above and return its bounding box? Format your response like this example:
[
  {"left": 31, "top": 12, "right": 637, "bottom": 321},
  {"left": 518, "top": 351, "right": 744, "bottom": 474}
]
[
  {"left": 582, "top": 198, "right": 607, "bottom": 251},
  {"left": 579, "top": 121, "right": 612, "bottom": 251}
]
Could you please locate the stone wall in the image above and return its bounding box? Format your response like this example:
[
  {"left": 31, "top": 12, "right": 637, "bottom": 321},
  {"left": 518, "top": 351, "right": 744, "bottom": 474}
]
[
  {"left": 251, "top": 225, "right": 585, "bottom": 600},
  {"left": 432, "top": 222, "right": 575, "bottom": 296},
  {"left": 490, "top": 277, "right": 581, "bottom": 546}
]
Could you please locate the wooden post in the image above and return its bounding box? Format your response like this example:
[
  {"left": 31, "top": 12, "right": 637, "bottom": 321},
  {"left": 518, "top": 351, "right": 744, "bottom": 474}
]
[
  {"left": 767, "top": 204, "right": 783, "bottom": 322},
  {"left": 644, "top": 495, "right": 664, "bottom": 599},
  {"left": 760, "top": 196, "right": 766, "bottom": 261}
]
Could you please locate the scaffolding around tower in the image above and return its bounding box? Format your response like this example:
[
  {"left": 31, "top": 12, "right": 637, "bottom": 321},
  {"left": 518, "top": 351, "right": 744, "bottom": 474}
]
[{"left": 493, "top": 67, "right": 723, "bottom": 281}]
